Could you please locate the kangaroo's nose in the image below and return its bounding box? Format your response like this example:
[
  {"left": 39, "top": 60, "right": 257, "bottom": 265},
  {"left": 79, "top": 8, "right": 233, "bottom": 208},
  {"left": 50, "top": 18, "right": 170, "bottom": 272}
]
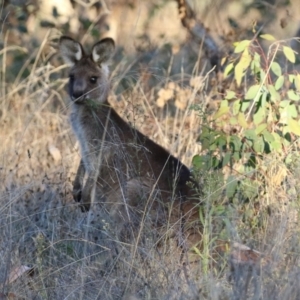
[
  {"left": 69, "top": 78, "right": 86, "bottom": 101},
  {"left": 72, "top": 91, "right": 84, "bottom": 100}
]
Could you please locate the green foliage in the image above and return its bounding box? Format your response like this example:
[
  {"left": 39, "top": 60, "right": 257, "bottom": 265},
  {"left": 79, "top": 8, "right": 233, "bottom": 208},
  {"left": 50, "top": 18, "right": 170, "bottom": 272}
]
[{"left": 193, "top": 33, "right": 300, "bottom": 229}]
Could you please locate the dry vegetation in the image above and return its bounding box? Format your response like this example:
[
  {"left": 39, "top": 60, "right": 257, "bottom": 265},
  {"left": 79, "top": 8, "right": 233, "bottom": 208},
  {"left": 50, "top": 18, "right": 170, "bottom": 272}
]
[{"left": 1, "top": 0, "right": 300, "bottom": 299}]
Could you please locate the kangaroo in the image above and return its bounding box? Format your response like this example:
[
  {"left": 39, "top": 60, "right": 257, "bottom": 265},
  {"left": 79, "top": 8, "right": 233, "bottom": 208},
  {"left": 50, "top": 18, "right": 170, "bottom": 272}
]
[{"left": 59, "top": 36, "right": 201, "bottom": 247}]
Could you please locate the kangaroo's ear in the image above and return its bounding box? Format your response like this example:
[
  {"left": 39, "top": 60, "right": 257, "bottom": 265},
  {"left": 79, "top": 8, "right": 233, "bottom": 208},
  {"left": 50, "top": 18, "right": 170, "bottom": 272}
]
[
  {"left": 59, "top": 36, "right": 84, "bottom": 66},
  {"left": 92, "top": 38, "right": 115, "bottom": 65}
]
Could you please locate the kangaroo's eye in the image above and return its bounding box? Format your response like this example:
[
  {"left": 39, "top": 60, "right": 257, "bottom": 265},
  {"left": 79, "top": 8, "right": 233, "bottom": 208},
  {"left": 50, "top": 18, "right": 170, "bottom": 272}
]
[
  {"left": 69, "top": 74, "right": 74, "bottom": 81},
  {"left": 90, "top": 76, "right": 97, "bottom": 84}
]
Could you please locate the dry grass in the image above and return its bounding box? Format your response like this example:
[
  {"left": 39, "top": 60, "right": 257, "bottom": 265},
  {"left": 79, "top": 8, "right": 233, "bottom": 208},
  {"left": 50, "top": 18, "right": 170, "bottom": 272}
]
[
  {"left": 1, "top": 7, "right": 300, "bottom": 300},
  {"left": 0, "top": 33, "right": 209, "bottom": 298}
]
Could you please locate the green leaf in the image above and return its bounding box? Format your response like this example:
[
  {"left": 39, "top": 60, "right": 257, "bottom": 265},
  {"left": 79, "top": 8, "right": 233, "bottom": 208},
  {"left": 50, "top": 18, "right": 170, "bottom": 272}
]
[
  {"left": 268, "top": 84, "right": 281, "bottom": 102},
  {"left": 280, "top": 102, "right": 297, "bottom": 124},
  {"left": 225, "top": 90, "right": 236, "bottom": 100},
  {"left": 251, "top": 52, "right": 261, "bottom": 73},
  {"left": 209, "top": 142, "right": 217, "bottom": 151},
  {"left": 288, "top": 119, "right": 300, "bottom": 136},
  {"left": 220, "top": 100, "right": 229, "bottom": 107},
  {"left": 253, "top": 107, "right": 265, "bottom": 125},
  {"left": 253, "top": 136, "right": 265, "bottom": 153},
  {"left": 244, "top": 129, "right": 257, "bottom": 140},
  {"left": 245, "top": 85, "right": 261, "bottom": 100},
  {"left": 232, "top": 100, "right": 240, "bottom": 115},
  {"left": 234, "top": 48, "right": 252, "bottom": 86},
  {"left": 261, "top": 89, "right": 268, "bottom": 106},
  {"left": 279, "top": 100, "right": 290, "bottom": 108},
  {"left": 287, "top": 89, "right": 300, "bottom": 101},
  {"left": 295, "top": 74, "right": 300, "bottom": 92},
  {"left": 240, "top": 100, "right": 251, "bottom": 112},
  {"left": 262, "top": 130, "right": 275, "bottom": 142},
  {"left": 240, "top": 48, "right": 252, "bottom": 68},
  {"left": 216, "top": 135, "right": 227, "bottom": 149},
  {"left": 199, "top": 127, "right": 216, "bottom": 151},
  {"left": 192, "top": 155, "right": 201, "bottom": 169},
  {"left": 260, "top": 34, "right": 276, "bottom": 41},
  {"left": 269, "top": 132, "right": 282, "bottom": 151},
  {"left": 275, "top": 75, "right": 284, "bottom": 90},
  {"left": 224, "top": 63, "right": 234, "bottom": 78},
  {"left": 211, "top": 156, "right": 220, "bottom": 168},
  {"left": 255, "top": 123, "right": 268, "bottom": 135},
  {"left": 234, "top": 40, "right": 251, "bottom": 53},
  {"left": 192, "top": 155, "right": 206, "bottom": 169},
  {"left": 230, "top": 135, "right": 242, "bottom": 159},
  {"left": 260, "top": 69, "right": 266, "bottom": 83},
  {"left": 271, "top": 62, "right": 282, "bottom": 77},
  {"left": 270, "top": 140, "right": 282, "bottom": 151},
  {"left": 251, "top": 61, "right": 258, "bottom": 74},
  {"left": 213, "top": 106, "right": 229, "bottom": 119},
  {"left": 288, "top": 104, "right": 298, "bottom": 118},
  {"left": 283, "top": 46, "right": 295, "bottom": 63},
  {"left": 222, "top": 152, "right": 231, "bottom": 167},
  {"left": 234, "top": 63, "right": 244, "bottom": 87},
  {"left": 289, "top": 74, "right": 295, "bottom": 84},
  {"left": 233, "top": 150, "right": 240, "bottom": 161},
  {"left": 238, "top": 112, "right": 248, "bottom": 128}
]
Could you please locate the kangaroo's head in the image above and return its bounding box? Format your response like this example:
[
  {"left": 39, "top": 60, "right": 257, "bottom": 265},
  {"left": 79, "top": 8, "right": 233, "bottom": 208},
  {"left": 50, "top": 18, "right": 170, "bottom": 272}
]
[{"left": 59, "top": 36, "right": 115, "bottom": 105}]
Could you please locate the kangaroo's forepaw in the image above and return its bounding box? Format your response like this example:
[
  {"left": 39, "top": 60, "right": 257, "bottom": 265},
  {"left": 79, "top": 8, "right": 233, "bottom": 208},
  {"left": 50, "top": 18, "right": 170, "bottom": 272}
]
[
  {"left": 79, "top": 202, "right": 91, "bottom": 212},
  {"left": 80, "top": 189, "right": 92, "bottom": 212}
]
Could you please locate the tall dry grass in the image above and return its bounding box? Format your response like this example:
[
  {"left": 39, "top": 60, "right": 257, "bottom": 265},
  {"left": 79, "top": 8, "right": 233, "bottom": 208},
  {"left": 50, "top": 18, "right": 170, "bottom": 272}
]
[
  {"left": 0, "top": 24, "right": 300, "bottom": 300},
  {"left": 0, "top": 32, "right": 206, "bottom": 299}
]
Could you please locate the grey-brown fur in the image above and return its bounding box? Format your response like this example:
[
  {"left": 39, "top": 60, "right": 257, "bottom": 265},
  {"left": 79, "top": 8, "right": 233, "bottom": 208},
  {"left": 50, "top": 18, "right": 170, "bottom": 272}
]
[{"left": 59, "top": 36, "right": 200, "bottom": 244}]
